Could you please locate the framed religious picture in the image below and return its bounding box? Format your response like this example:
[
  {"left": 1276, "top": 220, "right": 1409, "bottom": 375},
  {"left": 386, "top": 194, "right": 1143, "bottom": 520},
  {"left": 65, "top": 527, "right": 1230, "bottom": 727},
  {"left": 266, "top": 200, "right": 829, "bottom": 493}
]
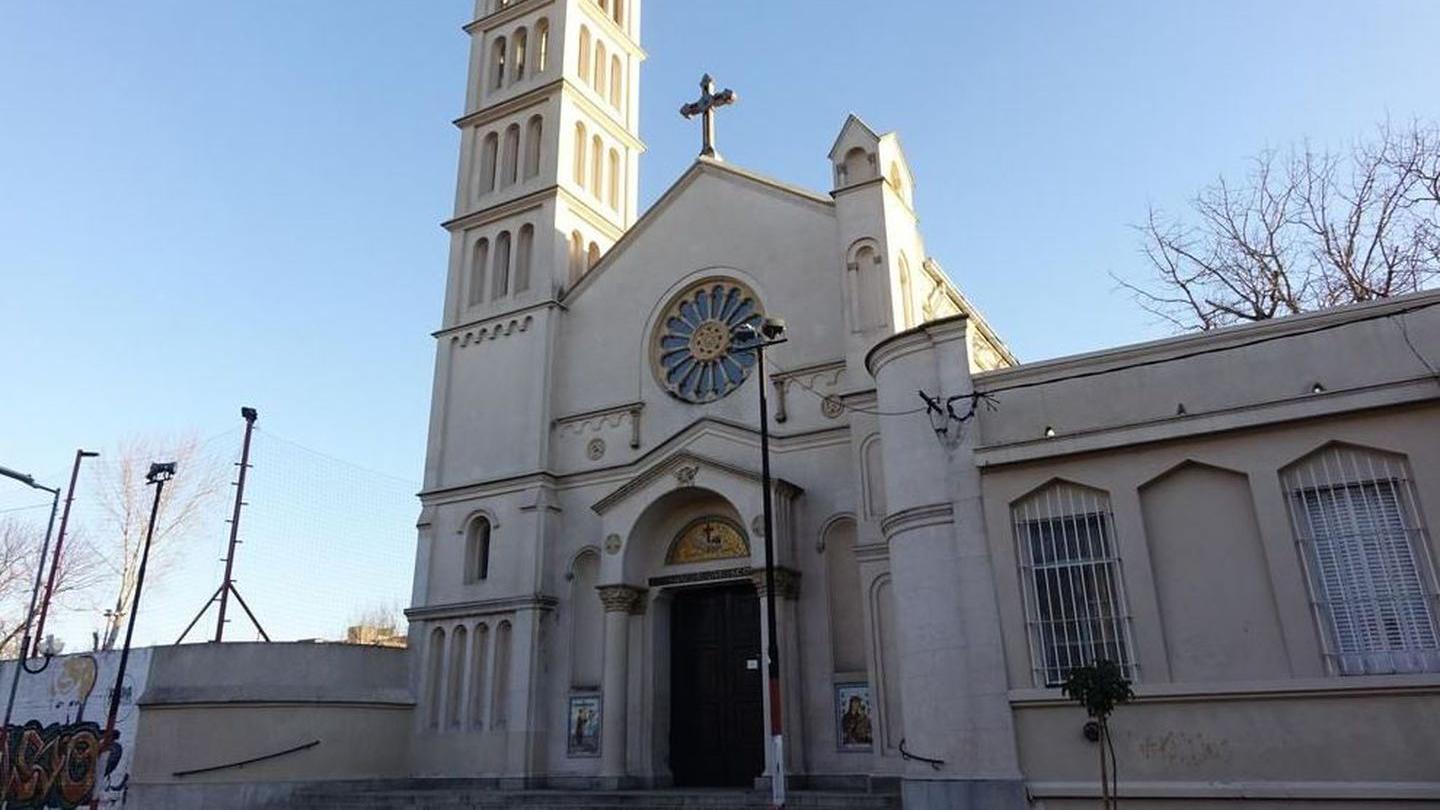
[
  {"left": 567, "top": 694, "right": 602, "bottom": 757},
  {"left": 834, "top": 682, "right": 874, "bottom": 752}
]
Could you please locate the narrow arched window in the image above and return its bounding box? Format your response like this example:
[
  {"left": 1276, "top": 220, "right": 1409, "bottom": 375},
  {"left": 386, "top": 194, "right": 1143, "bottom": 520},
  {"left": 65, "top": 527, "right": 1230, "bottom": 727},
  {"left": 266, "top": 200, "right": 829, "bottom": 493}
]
[
  {"left": 573, "top": 122, "right": 587, "bottom": 186},
  {"left": 493, "top": 232, "right": 512, "bottom": 299},
  {"left": 491, "top": 37, "right": 507, "bottom": 91},
  {"left": 478, "top": 132, "right": 499, "bottom": 196},
  {"left": 607, "top": 148, "right": 620, "bottom": 210},
  {"left": 587, "top": 241, "right": 601, "bottom": 270},
  {"left": 578, "top": 27, "right": 591, "bottom": 84},
  {"left": 514, "top": 224, "right": 533, "bottom": 293},
  {"left": 590, "top": 135, "right": 603, "bottom": 197},
  {"left": 500, "top": 124, "right": 520, "bottom": 187},
  {"left": 511, "top": 28, "right": 527, "bottom": 83},
  {"left": 469, "top": 238, "right": 489, "bottom": 306},
  {"left": 466, "top": 516, "right": 492, "bottom": 582},
  {"left": 842, "top": 147, "right": 871, "bottom": 184},
  {"left": 569, "top": 231, "right": 585, "bottom": 284},
  {"left": 613, "top": 0, "right": 625, "bottom": 26},
  {"left": 609, "top": 55, "right": 623, "bottom": 109},
  {"left": 594, "top": 42, "right": 607, "bottom": 94},
  {"left": 534, "top": 19, "right": 550, "bottom": 73},
  {"left": 524, "top": 115, "right": 543, "bottom": 179}
]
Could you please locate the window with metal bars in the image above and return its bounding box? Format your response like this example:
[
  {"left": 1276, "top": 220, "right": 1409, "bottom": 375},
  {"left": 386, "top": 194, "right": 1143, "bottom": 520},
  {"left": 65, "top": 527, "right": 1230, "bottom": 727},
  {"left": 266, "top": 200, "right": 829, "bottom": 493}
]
[
  {"left": 1013, "top": 482, "right": 1137, "bottom": 687},
  {"left": 1283, "top": 445, "right": 1440, "bottom": 675}
]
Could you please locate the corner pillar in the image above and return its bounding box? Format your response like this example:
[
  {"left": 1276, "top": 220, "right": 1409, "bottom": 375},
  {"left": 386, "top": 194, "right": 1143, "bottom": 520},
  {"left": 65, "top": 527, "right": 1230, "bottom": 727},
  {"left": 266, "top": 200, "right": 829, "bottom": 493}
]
[{"left": 598, "top": 584, "right": 644, "bottom": 783}]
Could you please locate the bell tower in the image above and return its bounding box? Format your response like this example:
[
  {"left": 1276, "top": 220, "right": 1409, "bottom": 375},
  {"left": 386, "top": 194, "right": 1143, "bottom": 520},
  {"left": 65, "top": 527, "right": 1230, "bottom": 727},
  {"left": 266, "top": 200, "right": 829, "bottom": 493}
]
[{"left": 443, "top": 0, "right": 645, "bottom": 328}]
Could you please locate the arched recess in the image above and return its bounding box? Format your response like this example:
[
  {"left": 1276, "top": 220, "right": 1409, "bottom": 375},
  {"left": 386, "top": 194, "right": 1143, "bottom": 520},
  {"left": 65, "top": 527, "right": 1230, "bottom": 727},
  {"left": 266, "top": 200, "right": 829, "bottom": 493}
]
[
  {"left": 869, "top": 575, "right": 902, "bottom": 752},
  {"left": 470, "top": 622, "right": 490, "bottom": 727},
  {"left": 477, "top": 131, "right": 499, "bottom": 196},
  {"left": 823, "top": 517, "right": 865, "bottom": 673},
  {"left": 590, "top": 135, "right": 603, "bottom": 197},
  {"left": 524, "top": 115, "right": 543, "bottom": 179},
  {"left": 511, "top": 27, "right": 527, "bottom": 83},
  {"left": 847, "top": 240, "right": 888, "bottom": 332},
  {"left": 569, "top": 231, "right": 585, "bottom": 284},
  {"left": 534, "top": 19, "right": 550, "bottom": 73},
  {"left": 573, "top": 122, "right": 587, "bottom": 186},
  {"left": 1280, "top": 442, "right": 1440, "bottom": 675},
  {"left": 898, "top": 253, "right": 914, "bottom": 329},
  {"left": 493, "top": 231, "right": 512, "bottom": 298},
  {"left": 610, "top": 55, "right": 624, "bottom": 108},
  {"left": 490, "top": 36, "right": 507, "bottom": 91},
  {"left": 587, "top": 242, "right": 601, "bottom": 270},
  {"left": 612, "top": 0, "right": 625, "bottom": 26},
  {"left": 607, "top": 148, "right": 621, "bottom": 209},
  {"left": 447, "top": 624, "right": 468, "bottom": 729},
  {"left": 500, "top": 124, "right": 520, "bottom": 187},
  {"left": 468, "top": 238, "right": 489, "bottom": 307},
  {"left": 491, "top": 620, "right": 513, "bottom": 728},
  {"left": 1139, "top": 460, "right": 1287, "bottom": 681},
  {"left": 594, "top": 41, "right": 608, "bottom": 94},
  {"left": 514, "top": 224, "right": 534, "bottom": 293},
  {"left": 842, "top": 147, "right": 872, "bottom": 185},
  {"left": 860, "top": 434, "right": 887, "bottom": 522},
  {"left": 425, "top": 627, "right": 445, "bottom": 729},
  {"left": 569, "top": 549, "right": 604, "bottom": 688},
  {"left": 578, "top": 27, "right": 591, "bottom": 84}
]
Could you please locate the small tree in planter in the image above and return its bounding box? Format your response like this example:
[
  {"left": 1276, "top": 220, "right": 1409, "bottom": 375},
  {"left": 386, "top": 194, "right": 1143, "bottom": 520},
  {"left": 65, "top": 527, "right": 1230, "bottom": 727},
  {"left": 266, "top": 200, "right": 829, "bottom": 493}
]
[{"left": 1062, "top": 660, "right": 1134, "bottom": 809}]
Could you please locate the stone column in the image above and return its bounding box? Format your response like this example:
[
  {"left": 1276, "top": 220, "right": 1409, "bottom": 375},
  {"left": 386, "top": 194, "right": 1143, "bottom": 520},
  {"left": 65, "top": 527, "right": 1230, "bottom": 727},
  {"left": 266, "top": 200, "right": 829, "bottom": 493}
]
[
  {"left": 750, "top": 567, "right": 804, "bottom": 781},
  {"left": 867, "top": 318, "right": 1025, "bottom": 810},
  {"left": 598, "top": 584, "right": 644, "bottom": 783}
]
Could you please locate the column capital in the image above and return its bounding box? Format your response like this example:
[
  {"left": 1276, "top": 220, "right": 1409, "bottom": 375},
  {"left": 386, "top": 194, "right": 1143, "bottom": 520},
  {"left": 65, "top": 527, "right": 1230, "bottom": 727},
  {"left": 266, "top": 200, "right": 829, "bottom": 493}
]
[
  {"left": 597, "top": 584, "right": 646, "bottom": 613},
  {"left": 749, "top": 566, "right": 801, "bottom": 600}
]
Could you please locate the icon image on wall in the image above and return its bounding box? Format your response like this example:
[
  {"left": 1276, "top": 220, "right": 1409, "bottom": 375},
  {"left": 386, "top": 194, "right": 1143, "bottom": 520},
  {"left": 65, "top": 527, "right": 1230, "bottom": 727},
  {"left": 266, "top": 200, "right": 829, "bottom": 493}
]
[
  {"left": 567, "top": 694, "right": 602, "bottom": 757},
  {"left": 835, "top": 682, "right": 873, "bottom": 751}
]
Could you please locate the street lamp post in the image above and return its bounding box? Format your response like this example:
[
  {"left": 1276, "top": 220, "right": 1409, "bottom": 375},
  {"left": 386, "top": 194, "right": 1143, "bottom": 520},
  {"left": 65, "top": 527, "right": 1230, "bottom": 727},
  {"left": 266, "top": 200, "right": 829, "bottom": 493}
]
[
  {"left": 33, "top": 449, "right": 98, "bottom": 655},
  {"left": 739, "top": 318, "right": 788, "bottom": 810},
  {"left": 0, "top": 464, "right": 63, "bottom": 808}
]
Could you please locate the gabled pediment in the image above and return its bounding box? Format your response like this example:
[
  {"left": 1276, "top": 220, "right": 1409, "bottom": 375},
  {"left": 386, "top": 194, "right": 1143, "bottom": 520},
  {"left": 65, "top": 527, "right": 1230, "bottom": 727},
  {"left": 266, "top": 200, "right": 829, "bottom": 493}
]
[
  {"left": 827, "top": 114, "right": 882, "bottom": 160},
  {"left": 591, "top": 449, "right": 801, "bottom": 515}
]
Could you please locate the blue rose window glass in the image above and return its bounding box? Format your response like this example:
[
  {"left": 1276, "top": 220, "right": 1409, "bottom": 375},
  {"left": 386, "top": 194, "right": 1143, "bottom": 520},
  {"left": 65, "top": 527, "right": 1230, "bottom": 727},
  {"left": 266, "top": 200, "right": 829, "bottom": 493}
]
[{"left": 654, "top": 280, "right": 763, "bottom": 403}]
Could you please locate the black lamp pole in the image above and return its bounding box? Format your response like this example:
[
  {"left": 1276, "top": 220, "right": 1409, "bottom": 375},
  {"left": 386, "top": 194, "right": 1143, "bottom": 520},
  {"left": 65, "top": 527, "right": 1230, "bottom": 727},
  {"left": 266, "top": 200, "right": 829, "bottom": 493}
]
[
  {"left": 0, "top": 465, "right": 62, "bottom": 809},
  {"left": 741, "top": 321, "right": 788, "bottom": 810}
]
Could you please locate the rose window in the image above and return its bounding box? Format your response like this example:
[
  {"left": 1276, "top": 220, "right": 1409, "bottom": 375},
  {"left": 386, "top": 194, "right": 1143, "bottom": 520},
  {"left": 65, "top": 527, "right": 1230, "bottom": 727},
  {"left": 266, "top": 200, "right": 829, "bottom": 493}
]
[{"left": 654, "top": 280, "right": 763, "bottom": 403}]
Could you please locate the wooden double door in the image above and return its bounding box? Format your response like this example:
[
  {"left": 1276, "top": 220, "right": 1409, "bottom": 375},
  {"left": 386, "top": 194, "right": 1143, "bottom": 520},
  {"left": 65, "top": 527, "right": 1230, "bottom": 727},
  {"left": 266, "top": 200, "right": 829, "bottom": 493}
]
[{"left": 669, "top": 583, "right": 765, "bottom": 787}]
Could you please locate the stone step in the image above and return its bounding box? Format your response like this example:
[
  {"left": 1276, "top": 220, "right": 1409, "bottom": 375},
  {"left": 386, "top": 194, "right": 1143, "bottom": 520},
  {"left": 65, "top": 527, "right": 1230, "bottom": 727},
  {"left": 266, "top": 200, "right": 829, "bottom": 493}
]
[{"left": 287, "top": 788, "right": 899, "bottom": 810}]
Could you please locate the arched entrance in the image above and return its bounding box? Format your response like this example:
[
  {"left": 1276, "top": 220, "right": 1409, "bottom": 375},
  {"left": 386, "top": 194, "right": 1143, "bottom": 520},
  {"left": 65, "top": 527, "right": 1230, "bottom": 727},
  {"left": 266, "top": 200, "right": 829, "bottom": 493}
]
[{"left": 668, "top": 581, "right": 763, "bottom": 787}]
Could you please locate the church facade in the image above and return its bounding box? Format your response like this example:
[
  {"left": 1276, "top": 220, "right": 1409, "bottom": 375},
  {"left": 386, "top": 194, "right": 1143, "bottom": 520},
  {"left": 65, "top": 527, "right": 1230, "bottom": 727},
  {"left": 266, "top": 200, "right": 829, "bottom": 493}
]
[{"left": 406, "top": 2, "right": 1440, "bottom": 808}]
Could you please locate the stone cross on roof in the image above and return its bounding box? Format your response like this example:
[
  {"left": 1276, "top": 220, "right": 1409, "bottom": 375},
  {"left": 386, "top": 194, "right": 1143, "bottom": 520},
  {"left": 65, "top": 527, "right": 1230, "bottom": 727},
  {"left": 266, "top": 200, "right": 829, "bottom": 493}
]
[{"left": 679, "top": 73, "right": 738, "bottom": 161}]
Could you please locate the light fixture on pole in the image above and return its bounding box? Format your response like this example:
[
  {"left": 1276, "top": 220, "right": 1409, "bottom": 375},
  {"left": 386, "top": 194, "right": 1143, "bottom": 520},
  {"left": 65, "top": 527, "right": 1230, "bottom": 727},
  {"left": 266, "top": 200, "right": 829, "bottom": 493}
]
[
  {"left": 737, "top": 316, "right": 789, "bottom": 810},
  {"left": 32, "top": 449, "right": 99, "bottom": 655},
  {"left": 0, "top": 464, "right": 63, "bottom": 809}
]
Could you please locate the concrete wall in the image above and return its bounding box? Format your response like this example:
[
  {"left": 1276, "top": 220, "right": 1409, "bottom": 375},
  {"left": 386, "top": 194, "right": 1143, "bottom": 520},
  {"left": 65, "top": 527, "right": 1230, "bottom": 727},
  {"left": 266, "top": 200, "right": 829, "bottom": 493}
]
[
  {"left": 130, "top": 642, "right": 412, "bottom": 801},
  {"left": 970, "top": 290, "right": 1440, "bottom": 805}
]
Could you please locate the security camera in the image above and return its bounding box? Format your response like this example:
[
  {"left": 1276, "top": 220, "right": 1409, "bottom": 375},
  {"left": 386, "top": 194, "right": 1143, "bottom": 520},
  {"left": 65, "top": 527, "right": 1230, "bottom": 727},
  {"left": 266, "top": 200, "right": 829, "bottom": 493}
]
[{"left": 146, "top": 461, "right": 178, "bottom": 483}]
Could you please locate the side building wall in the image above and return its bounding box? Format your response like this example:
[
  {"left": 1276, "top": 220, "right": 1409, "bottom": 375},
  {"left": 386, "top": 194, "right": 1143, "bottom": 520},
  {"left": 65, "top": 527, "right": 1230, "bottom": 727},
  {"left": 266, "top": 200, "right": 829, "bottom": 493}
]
[{"left": 969, "top": 290, "right": 1440, "bottom": 807}]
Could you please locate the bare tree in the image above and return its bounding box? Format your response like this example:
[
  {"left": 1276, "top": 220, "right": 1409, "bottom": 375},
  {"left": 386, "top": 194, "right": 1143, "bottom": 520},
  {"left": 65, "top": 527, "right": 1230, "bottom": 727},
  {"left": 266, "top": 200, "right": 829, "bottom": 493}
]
[
  {"left": 1119, "top": 120, "right": 1440, "bottom": 330},
  {"left": 0, "top": 519, "right": 104, "bottom": 658},
  {"left": 91, "top": 435, "right": 225, "bottom": 650}
]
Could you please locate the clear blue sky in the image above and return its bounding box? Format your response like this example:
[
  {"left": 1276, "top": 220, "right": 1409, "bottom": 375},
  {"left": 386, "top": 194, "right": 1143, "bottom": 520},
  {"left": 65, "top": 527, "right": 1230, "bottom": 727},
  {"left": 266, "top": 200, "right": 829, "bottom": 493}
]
[{"left": 1, "top": 1, "right": 1437, "bottom": 630}]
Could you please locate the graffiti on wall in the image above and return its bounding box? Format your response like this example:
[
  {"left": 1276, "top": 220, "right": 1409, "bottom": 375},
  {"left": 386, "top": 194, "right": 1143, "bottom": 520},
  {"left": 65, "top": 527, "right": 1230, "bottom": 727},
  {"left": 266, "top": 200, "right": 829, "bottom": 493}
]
[{"left": 0, "top": 650, "right": 147, "bottom": 809}]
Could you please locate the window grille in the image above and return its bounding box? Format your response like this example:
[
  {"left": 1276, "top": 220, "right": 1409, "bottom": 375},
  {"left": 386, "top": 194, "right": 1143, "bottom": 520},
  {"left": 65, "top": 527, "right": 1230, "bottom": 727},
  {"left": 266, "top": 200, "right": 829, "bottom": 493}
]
[
  {"left": 1283, "top": 445, "right": 1440, "bottom": 675},
  {"left": 1013, "top": 482, "right": 1137, "bottom": 687}
]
